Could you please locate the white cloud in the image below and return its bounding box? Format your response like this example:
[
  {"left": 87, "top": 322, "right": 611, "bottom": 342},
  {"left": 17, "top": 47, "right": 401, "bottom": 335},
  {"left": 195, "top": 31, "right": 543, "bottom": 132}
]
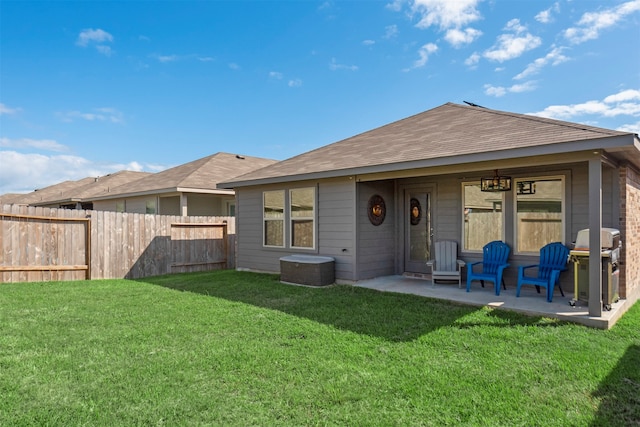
[
  {"left": 329, "top": 58, "right": 358, "bottom": 71},
  {"left": 513, "top": 46, "right": 569, "bottom": 80},
  {"left": 483, "top": 19, "right": 542, "bottom": 62},
  {"left": 0, "top": 150, "right": 169, "bottom": 194},
  {"left": 465, "top": 52, "right": 481, "bottom": 67},
  {"left": 564, "top": 0, "right": 640, "bottom": 44},
  {"left": 604, "top": 89, "right": 640, "bottom": 103},
  {"left": 384, "top": 24, "right": 399, "bottom": 39},
  {"left": 407, "top": 0, "right": 482, "bottom": 47},
  {"left": 153, "top": 54, "right": 179, "bottom": 63},
  {"left": 0, "top": 137, "right": 69, "bottom": 152},
  {"left": 363, "top": 39, "right": 376, "bottom": 46},
  {"left": 484, "top": 85, "right": 506, "bottom": 97},
  {"left": 444, "top": 27, "right": 482, "bottom": 47},
  {"left": 530, "top": 89, "right": 640, "bottom": 119},
  {"left": 484, "top": 81, "right": 537, "bottom": 97},
  {"left": 288, "top": 79, "right": 303, "bottom": 88},
  {"left": 404, "top": 43, "right": 438, "bottom": 71},
  {"left": 412, "top": 0, "right": 481, "bottom": 30},
  {"left": 197, "top": 56, "right": 215, "bottom": 62},
  {"left": 76, "top": 28, "right": 113, "bottom": 47},
  {"left": 617, "top": 121, "right": 640, "bottom": 133},
  {"left": 229, "top": 63, "right": 240, "bottom": 70},
  {"left": 76, "top": 29, "right": 114, "bottom": 56},
  {"left": 269, "top": 71, "right": 284, "bottom": 79},
  {"left": 535, "top": 2, "right": 560, "bottom": 24},
  {"left": 57, "top": 107, "right": 124, "bottom": 124},
  {"left": 0, "top": 103, "right": 21, "bottom": 115}
]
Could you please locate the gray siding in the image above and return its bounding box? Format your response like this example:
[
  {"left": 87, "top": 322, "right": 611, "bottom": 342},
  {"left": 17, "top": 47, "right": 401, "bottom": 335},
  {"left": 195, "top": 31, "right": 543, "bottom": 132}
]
[
  {"left": 235, "top": 178, "right": 357, "bottom": 281},
  {"left": 357, "top": 181, "right": 396, "bottom": 280}
]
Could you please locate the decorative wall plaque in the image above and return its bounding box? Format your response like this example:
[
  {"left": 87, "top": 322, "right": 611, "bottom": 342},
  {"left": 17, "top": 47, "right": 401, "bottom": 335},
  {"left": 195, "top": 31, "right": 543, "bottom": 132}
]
[
  {"left": 367, "top": 194, "right": 386, "bottom": 226},
  {"left": 410, "top": 198, "right": 421, "bottom": 225}
]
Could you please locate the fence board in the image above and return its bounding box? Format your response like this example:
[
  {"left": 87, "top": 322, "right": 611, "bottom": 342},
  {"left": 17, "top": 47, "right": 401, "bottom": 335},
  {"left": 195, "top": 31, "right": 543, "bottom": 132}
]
[{"left": 0, "top": 205, "right": 235, "bottom": 283}]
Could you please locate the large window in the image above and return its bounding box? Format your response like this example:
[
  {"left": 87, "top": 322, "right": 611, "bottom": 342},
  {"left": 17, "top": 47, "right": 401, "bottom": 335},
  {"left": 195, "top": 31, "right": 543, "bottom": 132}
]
[
  {"left": 263, "top": 188, "right": 315, "bottom": 249},
  {"left": 290, "top": 188, "right": 315, "bottom": 249},
  {"left": 462, "top": 183, "right": 504, "bottom": 251},
  {"left": 263, "top": 190, "right": 285, "bottom": 247},
  {"left": 515, "top": 176, "right": 564, "bottom": 253}
]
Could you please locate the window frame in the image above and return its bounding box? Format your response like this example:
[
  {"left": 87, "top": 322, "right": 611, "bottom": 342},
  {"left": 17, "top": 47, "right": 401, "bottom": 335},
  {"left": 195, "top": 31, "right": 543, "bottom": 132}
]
[
  {"left": 513, "top": 175, "right": 565, "bottom": 255},
  {"left": 263, "top": 190, "right": 285, "bottom": 248},
  {"left": 289, "top": 187, "right": 316, "bottom": 250},
  {"left": 461, "top": 181, "right": 506, "bottom": 253}
]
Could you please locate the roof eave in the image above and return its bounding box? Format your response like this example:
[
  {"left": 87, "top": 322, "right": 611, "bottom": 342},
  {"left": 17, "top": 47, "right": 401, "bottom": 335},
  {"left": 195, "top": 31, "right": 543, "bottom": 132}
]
[{"left": 221, "top": 134, "right": 638, "bottom": 188}]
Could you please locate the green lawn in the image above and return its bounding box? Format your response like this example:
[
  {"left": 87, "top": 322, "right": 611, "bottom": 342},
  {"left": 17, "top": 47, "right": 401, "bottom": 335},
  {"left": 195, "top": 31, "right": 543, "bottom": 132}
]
[{"left": 1, "top": 270, "right": 638, "bottom": 426}]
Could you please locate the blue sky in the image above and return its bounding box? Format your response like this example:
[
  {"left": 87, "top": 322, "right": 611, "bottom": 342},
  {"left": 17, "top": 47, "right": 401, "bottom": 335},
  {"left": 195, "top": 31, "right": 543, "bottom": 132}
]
[{"left": 1, "top": 0, "right": 639, "bottom": 194}]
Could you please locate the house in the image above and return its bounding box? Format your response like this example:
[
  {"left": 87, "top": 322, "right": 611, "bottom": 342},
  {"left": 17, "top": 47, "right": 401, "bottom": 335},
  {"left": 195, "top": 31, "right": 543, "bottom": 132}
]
[
  {"left": 8, "top": 171, "right": 152, "bottom": 210},
  {"left": 220, "top": 102, "right": 640, "bottom": 317},
  {"left": 88, "top": 152, "right": 277, "bottom": 216}
]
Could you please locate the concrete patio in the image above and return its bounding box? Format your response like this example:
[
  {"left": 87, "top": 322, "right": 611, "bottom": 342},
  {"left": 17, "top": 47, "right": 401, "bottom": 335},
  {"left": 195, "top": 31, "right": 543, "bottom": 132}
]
[{"left": 353, "top": 275, "right": 630, "bottom": 329}]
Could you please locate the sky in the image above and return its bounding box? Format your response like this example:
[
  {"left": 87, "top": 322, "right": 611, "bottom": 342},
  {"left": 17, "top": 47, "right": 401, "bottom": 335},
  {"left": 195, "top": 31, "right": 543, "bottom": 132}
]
[{"left": 1, "top": 0, "right": 639, "bottom": 195}]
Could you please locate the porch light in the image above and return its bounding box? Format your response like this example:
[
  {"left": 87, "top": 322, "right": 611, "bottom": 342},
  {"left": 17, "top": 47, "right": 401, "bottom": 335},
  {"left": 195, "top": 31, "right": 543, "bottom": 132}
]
[{"left": 480, "top": 170, "right": 512, "bottom": 192}]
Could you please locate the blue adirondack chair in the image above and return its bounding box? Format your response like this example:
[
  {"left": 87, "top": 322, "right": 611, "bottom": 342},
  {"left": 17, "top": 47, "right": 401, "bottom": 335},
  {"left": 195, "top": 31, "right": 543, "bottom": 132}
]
[
  {"left": 516, "top": 242, "right": 569, "bottom": 302},
  {"left": 466, "top": 241, "right": 510, "bottom": 296}
]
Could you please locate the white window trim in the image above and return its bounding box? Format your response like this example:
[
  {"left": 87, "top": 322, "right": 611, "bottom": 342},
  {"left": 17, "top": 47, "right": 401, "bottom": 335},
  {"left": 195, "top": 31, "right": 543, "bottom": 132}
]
[
  {"left": 289, "top": 187, "right": 316, "bottom": 250},
  {"left": 513, "top": 175, "right": 565, "bottom": 255},
  {"left": 461, "top": 181, "right": 506, "bottom": 253}
]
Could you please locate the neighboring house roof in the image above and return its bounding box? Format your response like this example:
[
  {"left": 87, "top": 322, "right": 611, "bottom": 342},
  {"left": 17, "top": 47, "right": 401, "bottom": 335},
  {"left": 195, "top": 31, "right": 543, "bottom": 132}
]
[
  {"left": 220, "top": 102, "right": 640, "bottom": 188},
  {"left": 9, "top": 171, "right": 152, "bottom": 206},
  {"left": 0, "top": 193, "right": 29, "bottom": 205},
  {"left": 89, "top": 152, "right": 278, "bottom": 200}
]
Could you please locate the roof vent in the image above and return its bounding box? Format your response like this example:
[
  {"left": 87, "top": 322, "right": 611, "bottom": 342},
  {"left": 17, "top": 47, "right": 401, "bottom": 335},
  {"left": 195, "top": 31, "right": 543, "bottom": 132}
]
[{"left": 236, "top": 155, "right": 245, "bottom": 160}]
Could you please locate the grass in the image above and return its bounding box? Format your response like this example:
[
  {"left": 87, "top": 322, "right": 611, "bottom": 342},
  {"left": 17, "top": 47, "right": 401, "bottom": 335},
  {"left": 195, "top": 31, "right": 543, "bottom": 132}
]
[{"left": 1, "top": 270, "right": 638, "bottom": 426}]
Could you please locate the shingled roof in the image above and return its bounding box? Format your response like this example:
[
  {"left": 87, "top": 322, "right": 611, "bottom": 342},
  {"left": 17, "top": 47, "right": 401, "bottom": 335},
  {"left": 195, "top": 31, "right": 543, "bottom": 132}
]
[
  {"left": 90, "top": 152, "right": 277, "bottom": 199},
  {"left": 10, "top": 171, "right": 152, "bottom": 206},
  {"left": 220, "top": 102, "right": 639, "bottom": 187}
]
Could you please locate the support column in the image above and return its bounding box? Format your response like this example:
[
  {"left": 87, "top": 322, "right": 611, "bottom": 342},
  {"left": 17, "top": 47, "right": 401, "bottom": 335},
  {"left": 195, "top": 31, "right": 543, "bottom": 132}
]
[
  {"left": 588, "top": 157, "right": 603, "bottom": 317},
  {"left": 180, "top": 194, "right": 188, "bottom": 217}
]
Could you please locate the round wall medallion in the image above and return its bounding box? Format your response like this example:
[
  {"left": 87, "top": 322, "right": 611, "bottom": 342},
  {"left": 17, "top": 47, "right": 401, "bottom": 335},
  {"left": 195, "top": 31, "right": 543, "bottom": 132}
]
[
  {"left": 367, "top": 194, "right": 386, "bottom": 226},
  {"left": 410, "top": 198, "right": 421, "bottom": 225}
]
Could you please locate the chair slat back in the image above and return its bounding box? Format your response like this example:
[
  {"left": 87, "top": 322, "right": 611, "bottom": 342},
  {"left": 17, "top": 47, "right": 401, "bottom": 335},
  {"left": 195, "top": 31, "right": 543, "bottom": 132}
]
[
  {"left": 482, "top": 241, "right": 510, "bottom": 274},
  {"left": 538, "top": 242, "right": 569, "bottom": 280},
  {"left": 435, "top": 240, "right": 458, "bottom": 271}
]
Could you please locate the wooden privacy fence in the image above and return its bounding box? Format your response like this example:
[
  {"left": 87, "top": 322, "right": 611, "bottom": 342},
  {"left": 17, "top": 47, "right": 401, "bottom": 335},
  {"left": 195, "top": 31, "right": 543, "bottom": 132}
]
[{"left": 0, "top": 204, "right": 235, "bottom": 283}]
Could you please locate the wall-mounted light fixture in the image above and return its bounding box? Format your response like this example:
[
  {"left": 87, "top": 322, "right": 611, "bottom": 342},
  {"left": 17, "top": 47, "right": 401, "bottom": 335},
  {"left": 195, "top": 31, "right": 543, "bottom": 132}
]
[{"left": 480, "top": 169, "right": 512, "bottom": 192}]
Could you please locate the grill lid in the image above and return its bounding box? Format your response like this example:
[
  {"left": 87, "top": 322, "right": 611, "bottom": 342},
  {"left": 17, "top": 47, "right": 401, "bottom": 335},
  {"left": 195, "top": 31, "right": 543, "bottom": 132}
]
[{"left": 574, "top": 228, "right": 620, "bottom": 250}]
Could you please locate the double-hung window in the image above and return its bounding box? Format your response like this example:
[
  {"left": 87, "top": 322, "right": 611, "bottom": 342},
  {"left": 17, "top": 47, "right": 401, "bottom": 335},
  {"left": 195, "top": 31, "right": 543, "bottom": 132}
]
[
  {"left": 462, "top": 182, "right": 505, "bottom": 251},
  {"left": 290, "top": 188, "right": 315, "bottom": 249},
  {"left": 263, "top": 190, "right": 285, "bottom": 247},
  {"left": 263, "top": 188, "right": 315, "bottom": 249},
  {"left": 515, "top": 176, "right": 564, "bottom": 253}
]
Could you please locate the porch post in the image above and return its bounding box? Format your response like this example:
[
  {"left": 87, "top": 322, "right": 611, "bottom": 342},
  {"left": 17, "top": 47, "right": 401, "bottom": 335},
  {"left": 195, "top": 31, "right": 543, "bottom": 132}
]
[
  {"left": 588, "top": 157, "right": 603, "bottom": 317},
  {"left": 180, "top": 194, "right": 188, "bottom": 216}
]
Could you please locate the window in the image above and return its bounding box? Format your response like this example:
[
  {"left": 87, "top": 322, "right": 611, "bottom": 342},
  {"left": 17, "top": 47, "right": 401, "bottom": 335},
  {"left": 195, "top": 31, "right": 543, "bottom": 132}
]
[
  {"left": 290, "top": 188, "right": 315, "bottom": 249},
  {"left": 263, "top": 190, "right": 285, "bottom": 247},
  {"left": 145, "top": 199, "right": 156, "bottom": 214},
  {"left": 462, "top": 182, "right": 504, "bottom": 251},
  {"left": 116, "top": 200, "right": 125, "bottom": 213},
  {"left": 515, "top": 176, "right": 564, "bottom": 253}
]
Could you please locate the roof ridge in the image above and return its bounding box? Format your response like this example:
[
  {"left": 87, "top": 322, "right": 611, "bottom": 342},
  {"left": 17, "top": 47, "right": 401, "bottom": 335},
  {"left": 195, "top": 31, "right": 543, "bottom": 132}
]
[{"left": 451, "top": 102, "right": 625, "bottom": 136}]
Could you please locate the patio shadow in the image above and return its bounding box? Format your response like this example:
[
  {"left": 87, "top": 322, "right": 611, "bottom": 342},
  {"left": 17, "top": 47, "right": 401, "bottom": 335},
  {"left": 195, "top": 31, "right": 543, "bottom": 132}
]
[
  {"left": 141, "top": 271, "right": 565, "bottom": 342},
  {"left": 591, "top": 344, "right": 640, "bottom": 426}
]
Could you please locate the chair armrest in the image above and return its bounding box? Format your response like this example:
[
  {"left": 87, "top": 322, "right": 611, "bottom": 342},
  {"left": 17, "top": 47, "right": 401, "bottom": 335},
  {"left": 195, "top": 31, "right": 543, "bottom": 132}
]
[
  {"left": 519, "top": 264, "right": 538, "bottom": 272},
  {"left": 457, "top": 260, "right": 466, "bottom": 267},
  {"left": 426, "top": 260, "right": 435, "bottom": 266}
]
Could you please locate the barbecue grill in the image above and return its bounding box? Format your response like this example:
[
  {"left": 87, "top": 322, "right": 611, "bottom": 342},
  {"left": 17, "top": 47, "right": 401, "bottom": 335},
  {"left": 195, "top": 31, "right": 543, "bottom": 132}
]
[{"left": 569, "top": 228, "right": 620, "bottom": 310}]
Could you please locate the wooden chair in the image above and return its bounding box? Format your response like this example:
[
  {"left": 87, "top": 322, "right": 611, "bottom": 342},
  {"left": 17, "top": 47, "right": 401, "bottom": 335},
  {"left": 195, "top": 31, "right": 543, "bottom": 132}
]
[
  {"left": 426, "top": 240, "right": 465, "bottom": 288},
  {"left": 466, "top": 241, "right": 510, "bottom": 296},
  {"left": 516, "top": 242, "right": 569, "bottom": 302}
]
